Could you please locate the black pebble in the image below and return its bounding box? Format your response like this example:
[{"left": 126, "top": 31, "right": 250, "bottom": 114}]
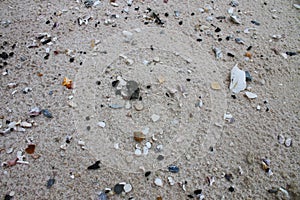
[
  {"left": 231, "top": 94, "right": 237, "bottom": 99},
  {"left": 187, "top": 194, "right": 194, "bottom": 198},
  {"left": 225, "top": 173, "right": 233, "bottom": 181},
  {"left": 196, "top": 38, "right": 202, "bottom": 42},
  {"left": 46, "top": 20, "right": 50, "bottom": 24},
  {"left": 165, "top": 13, "right": 169, "bottom": 17},
  {"left": 179, "top": 21, "right": 183, "bottom": 25},
  {"left": 227, "top": 53, "right": 235, "bottom": 57},
  {"left": 112, "top": 80, "right": 119, "bottom": 87},
  {"left": 247, "top": 46, "right": 252, "bottom": 51},
  {"left": 44, "top": 54, "right": 50, "bottom": 60},
  {"left": 229, "top": 186, "right": 235, "bottom": 192},
  {"left": 114, "top": 184, "right": 124, "bottom": 194},
  {"left": 87, "top": 161, "right": 101, "bottom": 170},
  {"left": 70, "top": 57, "right": 75, "bottom": 63},
  {"left": 286, "top": 52, "right": 297, "bottom": 56},
  {"left": 145, "top": 171, "right": 151, "bottom": 177},
  {"left": 215, "top": 27, "right": 221, "bottom": 32},
  {"left": 4, "top": 194, "right": 13, "bottom": 200},
  {"left": 47, "top": 178, "right": 55, "bottom": 189},
  {"left": 9, "top": 52, "right": 14, "bottom": 57},
  {"left": 0, "top": 52, "right": 9, "bottom": 60},
  {"left": 96, "top": 81, "right": 101, "bottom": 85},
  {"left": 251, "top": 20, "right": 260, "bottom": 26},
  {"left": 194, "top": 189, "right": 202, "bottom": 195},
  {"left": 186, "top": 78, "right": 191, "bottom": 82}
]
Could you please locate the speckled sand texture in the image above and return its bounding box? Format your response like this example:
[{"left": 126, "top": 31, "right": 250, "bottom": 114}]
[{"left": 0, "top": 0, "right": 299, "bottom": 200}]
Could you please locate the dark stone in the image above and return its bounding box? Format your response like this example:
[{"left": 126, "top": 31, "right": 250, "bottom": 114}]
[
  {"left": 247, "top": 46, "right": 252, "bottom": 51},
  {"left": 145, "top": 171, "right": 151, "bottom": 177},
  {"left": 168, "top": 165, "right": 179, "bottom": 173},
  {"left": 87, "top": 161, "right": 101, "bottom": 170},
  {"left": 225, "top": 173, "right": 233, "bottom": 181},
  {"left": 215, "top": 27, "right": 221, "bottom": 32},
  {"left": 194, "top": 189, "right": 202, "bottom": 195},
  {"left": 114, "top": 184, "right": 124, "bottom": 194},
  {"left": 251, "top": 20, "right": 260, "bottom": 26},
  {"left": 157, "top": 155, "right": 164, "bottom": 161},
  {"left": 229, "top": 186, "right": 235, "bottom": 192},
  {"left": 47, "top": 178, "right": 55, "bottom": 189},
  {"left": 112, "top": 80, "right": 119, "bottom": 87},
  {"left": 227, "top": 53, "right": 235, "bottom": 57},
  {"left": 70, "top": 57, "right": 75, "bottom": 63},
  {"left": 286, "top": 52, "right": 297, "bottom": 56},
  {"left": 245, "top": 71, "right": 252, "bottom": 82},
  {"left": 126, "top": 80, "right": 140, "bottom": 100},
  {"left": 41, "top": 38, "right": 52, "bottom": 45},
  {"left": 41, "top": 109, "right": 53, "bottom": 118},
  {"left": 0, "top": 52, "right": 9, "bottom": 60}
]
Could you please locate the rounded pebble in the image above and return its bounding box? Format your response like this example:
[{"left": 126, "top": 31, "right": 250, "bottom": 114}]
[{"left": 154, "top": 178, "right": 163, "bottom": 187}]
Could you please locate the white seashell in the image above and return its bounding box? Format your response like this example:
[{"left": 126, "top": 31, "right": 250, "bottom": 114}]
[
  {"left": 229, "top": 64, "right": 246, "bottom": 93},
  {"left": 114, "top": 143, "right": 119, "bottom": 149},
  {"left": 146, "top": 141, "right": 152, "bottom": 149},
  {"left": 230, "top": 15, "right": 241, "bottom": 24},
  {"left": 60, "top": 143, "right": 67, "bottom": 150},
  {"left": 293, "top": 4, "right": 300, "bottom": 9},
  {"left": 110, "top": 2, "right": 119, "bottom": 7},
  {"left": 152, "top": 134, "right": 157, "bottom": 141},
  {"left": 78, "top": 140, "right": 85, "bottom": 146},
  {"left": 156, "top": 144, "right": 163, "bottom": 151},
  {"left": 123, "top": 183, "right": 132, "bottom": 193},
  {"left": 97, "top": 121, "right": 106, "bottom": 128},
  {"left": 153, "top": 57, "right": 160, "bottom": 62},
  {"left": 256, "top": 105, "right": 261, "bottom": 110},
  {"left": 224, "top": 113, "right": 233, "bottom": 120},
  {"left": 278, "top": 134, "right": 285, "bottom": 144},
  {"left": 228, "top": 7, "right": 234, "bottom": 14},
  {"left": 135, "top": 149, "right": 142, "bottom": 156},
  {"left": 285, "top": 138, "right": 292, "bottom": 147},
  {"left": 168, "top": 177, "right": 175, "bottom": 186},
  {"left": 6, "top": 147, "right": 14, "bottom": 154},
  {"left": 151, "top": 114, "right": 160, "bottom": 122},
  {"left": 154, "top": 178, "right": 163, "bottom": 187},
  {"left": 213, "top": 47, "right": 222, "bottom": 59},
  {"left": 143, "top": 146, "right": 149, "bottom": 155},
  {"left": 20, "top": 121, "right": 32, "bottom": 128},
  {"left": 245, "top": 91, "right": 258, "bottom": 99}
]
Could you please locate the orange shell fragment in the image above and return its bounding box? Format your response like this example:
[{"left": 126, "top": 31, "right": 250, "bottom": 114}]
[{"left": 62, "top": 77, "right": 73, "bottom": 89}]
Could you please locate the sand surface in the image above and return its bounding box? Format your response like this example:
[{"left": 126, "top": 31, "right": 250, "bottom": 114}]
[{"left": 0, "top": 0, "right": 299, "bottom": 199}]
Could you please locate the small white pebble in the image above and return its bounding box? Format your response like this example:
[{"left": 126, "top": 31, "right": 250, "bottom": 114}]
[
  {"left": 135, "top": 149, "right": 142, "bottom": 156},
  {"left": 154, "top": 178, "right": 163, "bottom": 187},
  {"left": 97, "top": 121, "right": 106, "bottom": 128},
  {"left": 123, "top": 183, "right": 132, "bottom": 193}
]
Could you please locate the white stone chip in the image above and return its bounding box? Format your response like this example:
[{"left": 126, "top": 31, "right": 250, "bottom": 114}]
[
  {"left": 245, "top": 91, "right": 258, "bottom": 99},
  {"left": 154, "top": 178, "right": 163, "bottom": 187},
  {"left": 123, "top": 183, "right": 132, "bottom": 193},
  {"left": 135, "top": 149, "right": 142, "bottom": 156},
  {"left": 151, "top": 114, "right": 160, "bottom": 122},
  {"left": 97, "top": 121, "right": 106, "bottom": 128}
]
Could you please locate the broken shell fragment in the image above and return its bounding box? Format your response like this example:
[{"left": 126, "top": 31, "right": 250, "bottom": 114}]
[
  {"left": 151, "top": 114, "right": 160, "bottom": 122},
  {"left": 29, "top": 107, "right": 41, "bottom": 117},
  {"left": 230, "top": 15, "right": 241, "bottom": 24},
  {"left": 123, "top": 183, "right": 132, "bottom": 193},
  {"left": 245, "top": 91, "right": 257, "bottom": 99},
  {"left": 134, "top": 102, "right": 144, "bottom": 111},
  {"left": 20, "top": 121, "right": 32, "bottom": 128},
  {"left": 154, "top": 178, "right": 163, "bottom": 187},
  {"left": 213, "top": 47, "right": 222, "bottom": 59},
  {"left": 62, "top": 77, "right": 73, "bottom": 89},
  {"left": 229, "top": 64, "right": 246, "bottom": 93},
  {"left": 25, "top": 144, "right": 36, "bottom": 154},
  {"left": 97, "top": 121, "right": 106, "bottom": 128},
  {"left": 277, "top": 134, "right": 285, "bottom": 144},
  {"left": 168, "top": 177, "right": 175, "bottom": 186},
  {"left": 134, "top": 132, "right": 146, "bottom": 142},
  {"left": 284, "top": 138, "right": 292, "bottom": 147},
  {"left": 211, "top": 82, "right": 221, "bottom": 90}
]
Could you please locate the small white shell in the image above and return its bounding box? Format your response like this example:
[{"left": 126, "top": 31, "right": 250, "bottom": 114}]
[
  {"left": 97, "top": 121, "right": 106, "bottom": 128},
  {"left": 146, "top": 141, "right": 152, "bottom": 149},
  {"left": 285, "top": 138, "right": 292, "bottom": 147},
  {"left": 245, "top": 91, "right": 258, "bottom": 99},
  {"left": 230, "top": 15, "right": 241, "bottom": 24},
  {"left": 143, "top": 146, "right": 149, "bottom": 155},
  {"left": 134, "top": 149, "right": 142, "bottom": 156},
  {"left": 123, "top": 183, "right": 132, "bottom": 193},
  {"left": 154, "top": 178, "right": 163, "bottom": 187},
  {"left": 168, "top": 177, "right": 175, "bottom": 186},
  {"left": 278, "top": 134, "right": 285, "bottom": 144}
]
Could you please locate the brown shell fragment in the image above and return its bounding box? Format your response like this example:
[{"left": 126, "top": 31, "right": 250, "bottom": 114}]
[
  {"left": 134, "top": 132, "right": 145, "bottom": 142},
  {"left": 25, "top": 144, "right": 36, "bottom": 154},
  {"left": 62, "top": 77, "right": 73, "bottom": 89}
]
